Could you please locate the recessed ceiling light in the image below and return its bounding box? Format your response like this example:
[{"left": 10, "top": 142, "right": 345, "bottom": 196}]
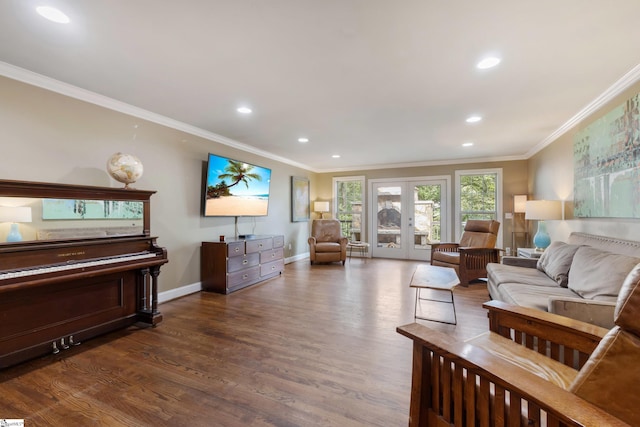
[
  {"left": 36, "top": 6, "right": 70, "bottom": 24},
  {"left": 237, "top": 107, "right": 252, "bottom": 114},
  {"left": 298, "top": 137, "right": 309, "bottom": 143},
  {"left": 466, "top": 115, "right": 482, "bottom": 123},
  {"left": 462, "top": 142, "right": 474, "bottom": 147},
  {"left": 476, "top": 57, "right": 501, "bottom": 69},
  {"left": 332, "top": 154, "right": 341, "bottom": 158}
]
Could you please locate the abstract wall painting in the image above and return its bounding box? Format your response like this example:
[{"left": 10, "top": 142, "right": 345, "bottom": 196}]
[{"left": 574, "top": 92, "right": 640, "bottom": 218}]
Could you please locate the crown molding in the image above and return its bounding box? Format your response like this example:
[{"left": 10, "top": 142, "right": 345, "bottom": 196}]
[
  {"left": 314, "top": 154, "right": 528, "bottom": 174},
  {"left": 4, "top": 60, "right": 640, "bottom": 174},
  {"left": 526, "top": 63, "right": 640, "bottom": 158},
  {"left": 0, "top": 61, "right": 314, "bottom": 172}
]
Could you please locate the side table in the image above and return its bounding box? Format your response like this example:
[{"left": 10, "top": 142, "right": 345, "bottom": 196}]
[
  {"left": 347, "top": 241, "right": 369, "bottom": 261},
  {"left": 517, "top": 247, "right": 542, "bottom": 259}
]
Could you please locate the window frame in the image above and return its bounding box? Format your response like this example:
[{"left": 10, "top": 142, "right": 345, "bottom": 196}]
[
  {"left": 454, "top": 168, "right": 503, "bottom": 243},
  {"left": 332, "top": 175, "right": 366, "bottom": 242}
]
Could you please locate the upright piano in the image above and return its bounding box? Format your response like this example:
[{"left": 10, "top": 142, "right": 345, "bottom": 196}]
[{"left": 0, "top": 179, "right": 168, "bottom": 369}]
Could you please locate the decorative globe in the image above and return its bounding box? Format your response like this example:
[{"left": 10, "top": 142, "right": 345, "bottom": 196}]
[{"left": 106, "top": 152, "right": 143, "bottom": 188}]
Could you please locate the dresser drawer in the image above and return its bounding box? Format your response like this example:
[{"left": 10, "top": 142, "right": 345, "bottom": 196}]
[
  {"left": 246, "top": 238, "right": 272, "bottom": 253},
  {"left": 227, "top": 252, "right": 259, "bottom": 273},
  {"left": 260, "top": 259, "right": 284, "bottom": 276},
  {"left": 227, "top": 241, "right": 245, "bottom": 257},
  {"left": 260, "top": 247, "right": 283, "bottom": 264},
  {"left": 227, "top": 266, "right": 260, "bottom": 288},
  {"left": 273, "top": 235, "right": 285, "bottom": 248}
]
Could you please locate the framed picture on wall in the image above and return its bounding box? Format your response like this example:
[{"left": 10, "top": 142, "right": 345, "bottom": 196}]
[
  {"left": 291, "top": 176, "right": 310, "bottom": 222},
  {"left": 574, "top": 91, "right": 640, "bottom": 218}
]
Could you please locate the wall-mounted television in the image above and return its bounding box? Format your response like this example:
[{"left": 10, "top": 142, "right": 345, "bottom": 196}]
[{"left": 203, "top": 153, "right": 272, "bottom": 217}]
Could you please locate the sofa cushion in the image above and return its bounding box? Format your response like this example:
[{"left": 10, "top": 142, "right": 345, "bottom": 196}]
[
  {"left": 536, "top": 241, "right": 582, "bottom": 287},
  {"left": 496, "top": 282, "right": 580, "bottom": 311},
  {"left": 315, "top": 242, "right": 341, "bottom": 253},
  {"left": 487, "top": 263, "right": 557, "bottom": 288},
  {"left": 568, "top": 247, "right": 640, "bottom": 300},
  {"left": 615, "top": 263, "right": 640, "bottom": 336}
]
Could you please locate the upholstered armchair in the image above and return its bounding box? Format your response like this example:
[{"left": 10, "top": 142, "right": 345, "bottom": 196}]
[
  {"left": 308, "top": 219, "right": 348, "bottom": 265},
  {"left": 430, "top": 219, "right": 500, "bottom": 285},
  {"left": 397, "top": 263, "right": 640, "bottom": 426}
]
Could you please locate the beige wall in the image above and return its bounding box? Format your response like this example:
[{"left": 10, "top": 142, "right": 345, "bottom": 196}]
[
  {"left": 315, "top": 160, "right": 529, "bottom": 249},
  {"left": 529, "top": 80, "right": 640, "bottom": 242},
  {"left": 0, "top": 76, "right": 316, "bottom": 293}
]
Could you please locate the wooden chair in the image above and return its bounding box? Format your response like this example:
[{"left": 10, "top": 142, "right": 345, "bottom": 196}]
[
  {"left": 396, "top": 263, "right": 640, "bottom": 427},
  {"left": 430, "top": 219, "right": 501, "bottom": 286}
]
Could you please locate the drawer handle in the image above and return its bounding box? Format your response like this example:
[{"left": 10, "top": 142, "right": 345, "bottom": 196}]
[
  {"left": 234, "top": 247, "right": 240, "bottom": 252},
  {"left": 243, "top": 274, "right": 248, "bottom": 279},
  {"left": 243, "top": 259, "right": 248, "bottom": 264},
  {"left": 271, "top": 253, "right": 275, "bottom": 258},
  {"left": 259, "top": 243, "right": 263, "bottom": 247},
  {"left": 271, "top": 266, "right": 276, "bottom": 270}
]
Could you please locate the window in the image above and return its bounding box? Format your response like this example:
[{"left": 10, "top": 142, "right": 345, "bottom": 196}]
[
  {"left": 455, "top": 169, "right": 502, "bottom": 240},
  {"left": 333, "top": 176, "right": 365, "bottom": 241}
]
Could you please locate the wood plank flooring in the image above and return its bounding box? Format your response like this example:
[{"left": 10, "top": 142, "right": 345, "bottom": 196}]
[{"left": 0, "top": 258, "right": 492, "bottom": 426}]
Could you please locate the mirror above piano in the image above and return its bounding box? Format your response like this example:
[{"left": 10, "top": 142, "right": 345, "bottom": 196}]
[{"left": 0, "top": 179, "right": 152, "bottom": 244}]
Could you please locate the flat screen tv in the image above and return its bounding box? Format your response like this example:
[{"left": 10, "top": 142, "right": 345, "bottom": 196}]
[{"left": 203, "top": 153, "right": 272, "bottom": 217}]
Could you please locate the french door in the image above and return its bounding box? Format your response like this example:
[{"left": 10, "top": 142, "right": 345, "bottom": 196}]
[{"left": 369, "top": 177, "right": 449, "bottom": 260}]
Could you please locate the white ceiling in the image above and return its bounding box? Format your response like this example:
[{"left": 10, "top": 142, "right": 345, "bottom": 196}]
[{"left": 2, "top": 1, "right": 640, "bottom": 172}]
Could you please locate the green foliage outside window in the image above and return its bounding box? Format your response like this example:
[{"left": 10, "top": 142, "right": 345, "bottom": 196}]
[
  {"left": 460, "top": 173, "right": 497, "bottom": 225},
  {"left": 336, "top": 179, "right": 364, "bottom": 240}
]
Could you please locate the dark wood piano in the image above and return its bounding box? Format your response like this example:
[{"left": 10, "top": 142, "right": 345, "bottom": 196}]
[{"left": 0, "top": 179, "right": 168, "bottom": 369}]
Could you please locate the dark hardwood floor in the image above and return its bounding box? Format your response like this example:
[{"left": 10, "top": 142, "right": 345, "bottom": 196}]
[{"left": 0, "top": 258, "right": 492, "bottom": 426}]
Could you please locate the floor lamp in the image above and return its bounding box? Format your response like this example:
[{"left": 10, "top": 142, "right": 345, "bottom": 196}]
[
  {"left": 512, "top": 194, "right": 527, "bottom": 252},
  {"left": 525, "top": 200, "right": 562, "bottom": 251}
]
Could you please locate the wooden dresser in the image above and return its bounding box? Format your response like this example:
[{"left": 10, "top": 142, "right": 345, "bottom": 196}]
[{"left": 201, "top": 235, "right": 284, "bottom": 294}]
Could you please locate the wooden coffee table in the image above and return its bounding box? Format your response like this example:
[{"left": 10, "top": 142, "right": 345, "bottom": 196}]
[{"left": 410, "top": 264, "right": 460, "bottom": 325}]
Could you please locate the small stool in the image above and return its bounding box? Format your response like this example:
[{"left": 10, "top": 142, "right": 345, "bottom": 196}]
[
  {"left": 347, "top": 241, "right": 369, "bottom": 261},
  {"left": 409, "top": 264, "right": 460, "bottom": 325}
]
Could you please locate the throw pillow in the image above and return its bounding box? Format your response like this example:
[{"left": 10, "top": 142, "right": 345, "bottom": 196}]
[
  {"left": 568, "top": 246, "right": 640, "bottom": 300},
  {"left": 536, "top": 241, "right": 581, "bottom": 287}
]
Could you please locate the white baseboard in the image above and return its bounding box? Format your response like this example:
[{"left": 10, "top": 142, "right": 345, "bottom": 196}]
[
  {"left": 158, "top": 252, "right": 310, "bottom": 304},
  {"left": 285, "top": 252, "right": 309, "bottom": 264},
  {"left": 158, "top": 282, "right": 202, "bottom": 303}
]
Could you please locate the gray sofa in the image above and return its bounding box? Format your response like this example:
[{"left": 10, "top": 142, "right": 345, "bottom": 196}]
[{"left": 487, "top": 232, "right": 640, "bottom": 328}]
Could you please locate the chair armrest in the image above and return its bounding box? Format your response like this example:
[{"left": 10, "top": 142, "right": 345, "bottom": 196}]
[
  {"left": 307, "top": 237, "right": 317, "bottom": 245},
  {"left": 484, "top": 300, "right": 608, "bottom": 369},
  {"left": 548, "top": 297, "right": 616, "bottom": 329},
  {"left": 397, "top": 322, "right": 630, "bottom": 427},
  {"left": 501, "top": 256, "right": 538, "bottom": 268},
  {"left": 338, "top": 237, "right": 348, "bottom": 248},
  {"left": 430, "top": 242, "right": 459, "bottom": 252}
]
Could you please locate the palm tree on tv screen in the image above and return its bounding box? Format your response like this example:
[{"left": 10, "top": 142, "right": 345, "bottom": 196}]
[{"left": 217, "top": 160, "right": 262, "bottom": 193}]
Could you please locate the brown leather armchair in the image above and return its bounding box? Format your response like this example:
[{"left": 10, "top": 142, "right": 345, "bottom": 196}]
[
  {"left": 308, "top": 219, "right": 348, "bottom": 265},
  {"left": 430, "top": 219, "right": 500, "bottom": 285}
]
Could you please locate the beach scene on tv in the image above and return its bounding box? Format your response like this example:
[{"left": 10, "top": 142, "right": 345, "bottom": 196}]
[{"left": 204, "top": 154, "right": 272, "bottom": 216}]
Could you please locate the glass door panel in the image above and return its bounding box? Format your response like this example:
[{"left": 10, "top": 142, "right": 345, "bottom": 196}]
[
  {"left": 409, "top": 181, "right": 445, "bottom": 260},
  {"left": 370, "top": 178, "right": 448, "bottom": 260},
  {"left": 372, "top": 184, "right": 404, "bottom": 259}
]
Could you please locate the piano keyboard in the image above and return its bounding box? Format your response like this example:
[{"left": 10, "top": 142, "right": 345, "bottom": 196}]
[{"left": 0, "top": 252, "right": 158, "bottom": 280}]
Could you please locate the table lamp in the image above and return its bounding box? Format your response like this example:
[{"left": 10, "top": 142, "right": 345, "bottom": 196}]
[
  {"left": 525, "top": 200, "right": 562, "bottom": 251},
  {"left": 0, "top": 206, "right": 33, "bottom": 242},
  {"left": 313, "top": 201, "right": 330, "bottom": 219}
]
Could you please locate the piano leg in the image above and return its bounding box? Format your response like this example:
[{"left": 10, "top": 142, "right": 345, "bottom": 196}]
[{"left": 136, "top": 266, "right": 163, "bottom": 326}]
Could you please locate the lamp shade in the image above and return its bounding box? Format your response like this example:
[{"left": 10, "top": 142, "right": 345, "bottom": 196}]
[
  {"left": 313, "top": 201, "right": 330, "bottom": 213},
  {"left": 0, "top": 206, "right": 32, "bottom": 223},
  {"left": 513, "top": 195, "right": 527, "bottom": 213},
  {"left": 524, "top": 200, "right": 562, "bottom": 220}
]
